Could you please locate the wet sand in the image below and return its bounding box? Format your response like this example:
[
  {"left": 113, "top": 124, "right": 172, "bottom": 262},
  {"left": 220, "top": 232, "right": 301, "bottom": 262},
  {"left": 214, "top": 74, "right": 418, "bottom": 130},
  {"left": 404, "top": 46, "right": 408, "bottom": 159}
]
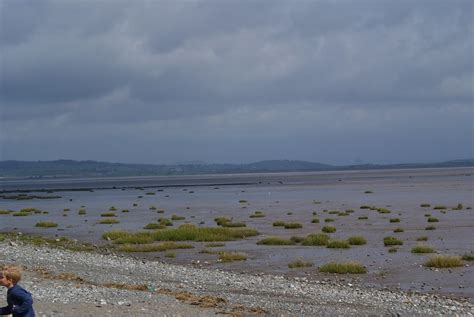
[{"left": 1, "top": 167, "right": 473, "bottom": 300}]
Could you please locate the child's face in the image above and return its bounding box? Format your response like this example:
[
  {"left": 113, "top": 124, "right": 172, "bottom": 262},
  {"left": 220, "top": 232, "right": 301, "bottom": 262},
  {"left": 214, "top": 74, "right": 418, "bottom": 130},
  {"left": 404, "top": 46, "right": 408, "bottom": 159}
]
[{"left": 0, "top": 273, "right": 12, "bottom": 287}]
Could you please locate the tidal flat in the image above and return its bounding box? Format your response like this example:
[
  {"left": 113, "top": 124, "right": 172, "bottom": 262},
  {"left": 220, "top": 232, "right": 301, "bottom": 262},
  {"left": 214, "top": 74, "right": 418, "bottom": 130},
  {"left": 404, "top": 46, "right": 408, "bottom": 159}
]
[{"left": 1, "top": 167, "right": 473, "bottom": 301}]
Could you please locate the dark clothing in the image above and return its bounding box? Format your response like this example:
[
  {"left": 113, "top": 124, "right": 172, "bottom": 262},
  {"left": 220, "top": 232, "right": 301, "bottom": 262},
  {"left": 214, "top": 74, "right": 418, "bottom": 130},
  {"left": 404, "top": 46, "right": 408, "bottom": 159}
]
[{"left": 0, "top": 284, "right": 35, "bottom": 317}]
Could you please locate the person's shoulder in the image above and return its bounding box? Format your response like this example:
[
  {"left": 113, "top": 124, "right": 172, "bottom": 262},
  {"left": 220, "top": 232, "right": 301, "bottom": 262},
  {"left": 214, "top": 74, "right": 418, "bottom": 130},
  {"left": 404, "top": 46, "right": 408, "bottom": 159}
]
[{"left": 11, "top": 284, "right": 32, "bottom": 296}]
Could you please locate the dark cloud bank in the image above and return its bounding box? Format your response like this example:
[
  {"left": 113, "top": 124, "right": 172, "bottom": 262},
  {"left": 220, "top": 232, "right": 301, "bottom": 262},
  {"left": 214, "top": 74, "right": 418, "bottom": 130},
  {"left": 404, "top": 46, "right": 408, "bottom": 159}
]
[{"left": 0, "top": 0, "right": 472, "bottom": 165}]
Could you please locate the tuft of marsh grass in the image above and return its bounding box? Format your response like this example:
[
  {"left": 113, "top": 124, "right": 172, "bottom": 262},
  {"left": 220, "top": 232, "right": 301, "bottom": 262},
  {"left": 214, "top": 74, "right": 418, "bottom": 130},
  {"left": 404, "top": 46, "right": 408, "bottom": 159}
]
[
  {"left": 239, "top": 200, "right": 248, "bottom": 203},
  {"left": 311, "top": 218, "right": 320, "bottom": 223},
  {"left": 377, "top": 208, "right": 391, "bottom": 214},
  {"left": 0, "top": 210, "right": 12, "bottom": 215},
  {"left": 109, "top": 206, "right": 117, "bottom": 211},
  {"left": 257, "top": 236, "right": 296, "bottom": 245},
  {"left": 364, "top": 190, "right": 373, "bottom": 194},
  {"left": 221, "top": 222, "right": 246, "bottom": 228},
  {"left": 78, "top": 209, "right": 86, "bottom": 215},
  {"left": 347, "top": 236, "right": 367, "bottom": 245},
  {"left": 328, "top": 210, "right": 340, "bottom": 214},
  {"left": 20, "top": 208, "right": 39, "bottom": 213},
  {"left": 327, "top": 240, "right": 350, "bottom": 249},
  {"left": 158, "top": 218, "right": 173, "bottom": 226},
  {"left": 272, "top": 220, "right": 286, "bottom": 227},
  {"left": 121, "top": 209, "right": 129, "bottom": 213},
  {"left": 358, "top": 216, "right": 368, "bottom": 220},
  {"left": 205, "top": 242, "right": 225, "bottom": 247},
  {"left": 249, "top": 211, "right": 265, "bottom": 218},
  {"left": 424, "top": 255, "right": 463, "bottom": 268},
  {"left": 290, "top": 236, "right": 304, "bottom": 243},
  {"left": 324, "top": 218, "right": 335, "bottom": 223},
  {"left": 389, "top": 218, "right": 400, "bottom": 223},
  {"left": 219, "top": 252, "right": 247, "bottom": 262},
  {"left": 411, "top": 245, "right": 435, "bottom": 254},
  {"left": 13, "top": 211, "right": 31, "bottom": 217},
  {"left": 433, "top": 205, "right": 447, "bottom": 210},
  {"left": 452, "top": 203, "right": 463, "bottom": 210},
  {"left": 425, "top": 225, "right": 436, "bottom": 230},
  {"left": 143, "top": 223, "right": 165, "bottom": 230},
  {"left": 284, "top": 222, "right": 302, "bottom": 229},
  {"left": 360, "top": 205, "right": 371, "bottom": 209},
  {"left": 105, "top": 224, "right": 258, "bottom": 243},
  {"left": 100, "top": 212, "right": 117, "bottom": 217},
  {"left": 319, "top": 261, "right": 367, "bottom": 274},
  {"left": 35, "top": 221, "right": 58, "bottom": 228},
  {"left": 301, "top": 233, "right": 329, "bottom": 246},
  {"left": 388, "top": 247, "right": 398, "bottom": 253},
  {"left": 171, "top": 214, "right": 185, "bottom": 221},
  {"left": 424, "top": 214, "right": 431, "bottom": 217},
  {"left": 420, "top": 203, "right": 431, "bottom": 208},
  {"left": 98, "top": 219, "right": 120, "bottom": 224},
  {"left": 322, "top": 225, "right": 336, "bottom": 233},
  {"left": 165, "top": 251, "right": 176, "bottom": 258},
  {"left": 384, "top": 236, "right": 403, "bottom": 246},
  {"left": 393, "top": 227, "right": 404, "bottom": 233},
  {"left": 427, "top": 217, "right": 439, "bottom": 223},
  {"left": 288, "top": 259, "right": 313, "bottom": 268},
  {"left": 461, "top": 252, "right": 474, "bottom": 261},
  {"left": 416, "top": 236, "right": 428, "bottom": 241},
  {"left": 215, "top": 217, "right": 231, "bottom": 226},
  {"left": 118, "top": 242, "right": 193, "bottom": 252}
]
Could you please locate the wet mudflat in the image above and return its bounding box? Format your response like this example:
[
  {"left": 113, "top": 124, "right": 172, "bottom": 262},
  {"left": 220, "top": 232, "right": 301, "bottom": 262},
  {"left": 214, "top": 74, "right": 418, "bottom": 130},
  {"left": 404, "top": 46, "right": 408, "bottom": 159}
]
[{"left": 1, "top": 167, "right": 473, "bottom": 300}]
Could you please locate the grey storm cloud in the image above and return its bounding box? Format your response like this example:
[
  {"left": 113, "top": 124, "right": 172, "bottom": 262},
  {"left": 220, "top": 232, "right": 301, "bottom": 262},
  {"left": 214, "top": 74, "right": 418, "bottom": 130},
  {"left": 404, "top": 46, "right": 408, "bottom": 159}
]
[{"left": 0, "top": 0, "right": 472, "bottom": 164}]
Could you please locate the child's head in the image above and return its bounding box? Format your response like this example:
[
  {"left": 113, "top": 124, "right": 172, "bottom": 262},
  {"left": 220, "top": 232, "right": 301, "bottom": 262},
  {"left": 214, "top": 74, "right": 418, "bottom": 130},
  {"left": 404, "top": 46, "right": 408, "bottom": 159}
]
[{"left": 0, "top": 265, "right": 22, "bottom": 287}]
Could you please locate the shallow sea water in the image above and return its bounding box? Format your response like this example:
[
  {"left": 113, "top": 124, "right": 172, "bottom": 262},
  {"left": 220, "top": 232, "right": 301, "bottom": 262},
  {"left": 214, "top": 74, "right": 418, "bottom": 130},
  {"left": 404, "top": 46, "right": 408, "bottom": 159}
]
[{"left": 1, "top": 167, "right": 473, "bottom": 299}]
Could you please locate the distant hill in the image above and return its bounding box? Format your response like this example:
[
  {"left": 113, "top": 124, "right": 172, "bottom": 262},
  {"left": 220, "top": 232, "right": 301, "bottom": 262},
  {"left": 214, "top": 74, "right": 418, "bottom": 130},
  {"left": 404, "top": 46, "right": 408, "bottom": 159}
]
[{"left": 0, "top": 159, "right": 472, "bottom": 179}]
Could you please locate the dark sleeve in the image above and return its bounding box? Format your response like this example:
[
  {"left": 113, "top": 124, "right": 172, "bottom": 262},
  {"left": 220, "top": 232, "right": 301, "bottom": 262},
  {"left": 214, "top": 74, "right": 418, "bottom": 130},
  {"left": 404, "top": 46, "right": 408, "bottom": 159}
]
[
  {"left": 0, "top": 304, "right": 13, "bottom": 315},
  {"left": 11, "top": 289, "right": 33, "bottom": 315}
]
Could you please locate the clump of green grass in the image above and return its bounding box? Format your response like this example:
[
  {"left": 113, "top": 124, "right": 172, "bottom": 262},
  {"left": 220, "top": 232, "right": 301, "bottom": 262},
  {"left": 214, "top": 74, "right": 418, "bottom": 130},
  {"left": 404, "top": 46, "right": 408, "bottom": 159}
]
[
  {"left": 20, "top": 208, "right": 39, "bottom": 213},
  {"left": 219, "top": 252, "right": 247, "bottom": 262},
  {"left": 12, "top": 212, "right": 30, "bottom": 217},
  {"left": 358, "top": 216, "right": 368, "bottom": 220},
  {"left": 452, "top": 203, "right": 463, "bottom": 210},
  {"left": 322, "top": 225, "right": 336, "bottom": 233},
  {"left": 416, "top": 236, "right": 428, "bottom": 241},
  {"left": 78, "top": 209, "right": 86, "bottom": 215},
  {"left": 290, "top": 236, "right": 304, "bottom": 243},
  {"left": 377, "top": 208, "right": 391, "bottom": 214},
  {"left": 143, "top": 223, "right": 165, "bottom": 230},
  {"left": 311, "top": 218, "right": 320, "bottom": 223},
  {"left": 337, "top": 212, "right": 349, "bottom": 216},
  {"left": 324, "top": 218, "right": 335, "bottom": 223},
  {"left": 389, "top": 218, "right": 400, "bottom": 223},
  {"left": 345, "top": 209, "right": 354, "bottom": 213},
  {"left": 328, "top": 210, "right": 340, "bottom": 215},
  {"left": 384, "top": 236, "right": 403, "bottom": 246},
  {"left": 257, "top": 236, "right": 296, "bottom": 245},
  {"left": 149, "top": 206, "right": 157, "bottom": 210},
  {"left": 273, "top": 220, "right": 286, "bottom": 227},
  {"left": 348, "top": 236, "right": 367, "bottom": 245},
  {"left": 461, "top": 252, "right": 474, "bottom": 261},
  {"left": 411, "top": 245, "right": 435, "bottom": 254},
  {"left": 215, "top": 217, "right": 231, "bottom": 226},
  {"left": 109, "top": 206, "right": 117, "bottom": 211},
  {"left": 121, "top": 209, "right": 129, "bottom": 213},
  {"left": 284, "top": 222, "right": 302, "bottom": 229},
  {"left": 158, "top": 218, "right": 173, "bottom": 226},
  {"left": 319, "top": 262, "right": 367, "bottom": 274},
  {"left": 420, "top": 203, "right": 431, "bottom": 208},
  {"left": 424, "top": 213, "right": 431, "bottom": 217},
  {"left": 239, "top": 200, "right": 248, "bottom": 203},
  {"left": 98, "top": 219, "right": 120, "bottom": 224},
  {"left": 171, "top": 214, "right": 185, "bottom": 221},
  {"left": 427, "top": 217, "right": 439, "bottom": 223},
  {"left": 301, "top": 233, "right": 329, "bottom": 246},
  {"left": 101, "top": 212, "right": 117, "bottom": 217},
  {"left": 288, "top": 259, "right": 313, "bottom": 268},
  {"left": 118, "top": 242, "right": 193, "bottom": 252},
  {"left": 360, "top": 205, "right": 371, "bottom": 209},
  {"left": 393, "top": 227, "right": 404, "bottom": 233},
  {"left": 327, "top": 240, "right": 350, "bottom": 249},
  {"left": 165, "top": 251, "right": 176, "bottom": 258},
  {"left": 107, "top": 224, "right": 259, "bottom": 243},
  {"left": 63, "top": 208, "right": 70, "bottom": 212},
  {"left": 205, "top": 242, "right": 225, "bottom": 247},
  {"left": 221, "top": 222, "right": 246, "bottom": 228},
  {"left": 424, "top": 255, "right": 463, "bottom": 268},
  {"left": 388, "top": 247, "right": 398, "bottom": 253},
  {"left": 433, "top": 205, "right": 447, "bottom": 210},
  {"left": 249, "top": 211, "right": 265, "bottom": 218},
  {"left": 35, "top": 221, "right": 58, "bottom": 228},
  {"left": 425, "top": 225, "right": 436, "bottom": 230},
  {"left": 0, "top": 210, "right": 12, "bottom": 215}
]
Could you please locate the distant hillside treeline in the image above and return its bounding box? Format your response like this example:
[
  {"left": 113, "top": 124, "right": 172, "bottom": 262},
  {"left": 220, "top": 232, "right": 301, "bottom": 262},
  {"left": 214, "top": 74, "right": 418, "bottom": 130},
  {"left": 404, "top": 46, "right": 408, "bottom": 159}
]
[{"left": 0, "top": 159, "right": 472, "bottom": 178}]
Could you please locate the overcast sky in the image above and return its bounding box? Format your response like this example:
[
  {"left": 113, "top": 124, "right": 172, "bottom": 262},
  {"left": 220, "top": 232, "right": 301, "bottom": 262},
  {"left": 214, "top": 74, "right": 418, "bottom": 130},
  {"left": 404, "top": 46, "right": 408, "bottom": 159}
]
[{"left": 0, "top": 0, "right": 472, "bottom": 165}]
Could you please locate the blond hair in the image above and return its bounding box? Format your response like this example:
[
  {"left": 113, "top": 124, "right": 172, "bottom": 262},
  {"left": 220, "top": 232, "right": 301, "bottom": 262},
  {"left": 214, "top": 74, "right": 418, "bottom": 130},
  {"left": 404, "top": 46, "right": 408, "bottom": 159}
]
[{"left": 1, "top": 265, "right": 22, "bottom": 284}]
